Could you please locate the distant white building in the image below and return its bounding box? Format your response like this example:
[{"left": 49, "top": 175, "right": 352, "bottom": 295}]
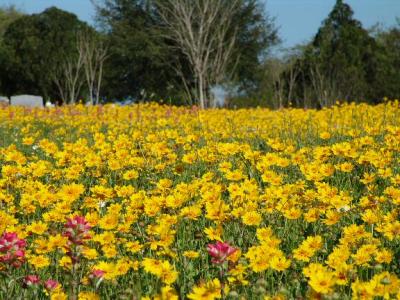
[{"left": 10, "top": 95, "right": 43, "bottom": 108}]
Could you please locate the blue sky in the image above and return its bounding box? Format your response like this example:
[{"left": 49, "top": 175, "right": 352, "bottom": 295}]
[{"left": 0, "top": 0, "right": 399, "bottom": 48}]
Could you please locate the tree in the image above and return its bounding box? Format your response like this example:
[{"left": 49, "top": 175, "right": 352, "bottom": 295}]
[
  {"left": 0, "top": 5, "right": 22, "bottom": 40},
  {"left": 2, "top": 7, "right": 90, "bottom": 102},
  {"left": 79, "top": 29, "right": 109, "bottom": 105},
  {"left": 157, "top": 0, "right": 279, "bottom": 108},
  {"left": 283, "top": 48, "right": 302, "bottom": 106},
  {"left": 157, "top": 0, "right": 241, "bottom": 108},
  {"left": 372, "top": 21, "right": 400, "bottom": 101},
  {"left": 230, "top": 0, "right": 279, "bottom": 95},
  {"left": 94, "top": 0, "right": 278, "bottom": 105},
  {"left": 93, "top": 0, "right": 184, "bottom": 103},
  {"left": 0, "top": 6, "right": 23, "bottom": 95},
  {"left": 303, "top": 0, "right": 378, "bottom": 105},
  {"left": 214, "top": 0, "right": 279, "bottom": 108},
  {"left": 51, "top": 27, "right": 108, "bottom": 105},
  {"left": 52, "top": 34, "right": 85, "bottom": 105}
]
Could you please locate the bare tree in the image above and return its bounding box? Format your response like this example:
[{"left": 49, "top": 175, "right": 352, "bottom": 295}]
[
  {"left": 309, "top": 61, "right": 339, "bottom": 108},
  {"left": 287, "top": 64, "right": 299, "bottom": 106},
  {"left": 268, "top": 59, "right": 285, "bottom": 109},
  {"left": 278, "top": 46, "right": 303, "bottom": 107},
  {"left": 79, "top": 30, "right": 108, "bottom": 105},
  {"left": 157, "top": 0, "right": 240, "bottom": 109},
  {"left": 52, "top": 37, "right": 85, "bottom": 104}
]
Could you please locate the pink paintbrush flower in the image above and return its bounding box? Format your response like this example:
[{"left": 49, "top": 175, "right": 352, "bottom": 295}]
[
  {"left": 23, "top": 275, "right": 40, "bottom": 287},
  {"left": 63, "top": 216, "right": 91, "bottom": 244},
  {"left": 0, "top": 232, "right": 27, "bottom": 268},
  {"left": 44, "top": 279, "right": 59, "bottom": 291},
  {"left": 207, "top": 241, "right": 237, "bottom": 264},
  {"left": 63, "top": 216, "right": 91, "bottom": 263}
]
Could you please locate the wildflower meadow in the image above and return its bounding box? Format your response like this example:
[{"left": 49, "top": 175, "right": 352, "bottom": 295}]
[{"left": 0, "top": 102, "right": 400, "bottom": 300}]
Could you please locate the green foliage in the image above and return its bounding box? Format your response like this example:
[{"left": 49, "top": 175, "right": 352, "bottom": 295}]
[
  {"left": 0, "top": 0, "right": 398, "bottom": 106},
  {"left": 0, "top": 5, "right": 23, "bottom": 94},
  {"left": 373, "top": 24, "right": 400, "bottom": 101},
  {"left": 262, "top": 0, "right": 400, "bottom": 108},
  {"left": 226, "top": 0, "right": 280, "bottom": 94},
  {"left": 323, "top": 1, "right": 376, "bottom": 98},
  {"left": 95, "top": 0, "right": 185, "bottom": 102},
  {"left": 305, "top": 0, "right": 378, "bottom": 104},
  {"left": 0, "top": 5, "right": 22, "bottom": 40},
  {"left": 95, "top": 0, "right": 278, "bottom": 104},
  {"left": 2, "top": 7, "right": 90, "bottom": 100}
]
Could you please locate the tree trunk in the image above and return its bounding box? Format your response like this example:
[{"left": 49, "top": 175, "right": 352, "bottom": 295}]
[{"left": 198, "top": 75, "right": 205, "bottom": 109}]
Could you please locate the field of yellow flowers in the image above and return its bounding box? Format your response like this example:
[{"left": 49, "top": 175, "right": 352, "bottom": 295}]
[{"left": 0, "top": 102, "right": 400, "bottom": 300}]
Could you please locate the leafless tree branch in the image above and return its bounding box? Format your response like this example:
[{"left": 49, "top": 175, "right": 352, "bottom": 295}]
[{"left": 157, "top": 0, "right": 240, "bottom": 108}]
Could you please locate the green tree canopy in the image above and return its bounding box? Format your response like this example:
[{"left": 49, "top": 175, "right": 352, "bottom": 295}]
[
  {"left": 0, "top": 5, "right": 23, "bottom": 95},
  {"left": 373, "top": 21, "right": 400, "bottom": 101},
  {"left": 2, "top": 7, "right": 91, "bottom": 101},
  {"left": 0, "top": 5, "right": 23, "bottom": 40},
  {"left": 230, "top": 0, "right": 279, "bottom": 94},
  {"left": 95, "top": 0, "right": 279, "bottom": 104},
  {"left": 95, "top": 0, "right": 183, "bottom": 103},
  {"left": 304, "top": 0, "right": 379, "bottom": 105}
]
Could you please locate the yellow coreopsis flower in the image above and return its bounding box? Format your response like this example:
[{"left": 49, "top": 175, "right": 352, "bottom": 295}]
[
  {"left": 28, "top": 255, "right": 50, "bottom": 269},
  {"left": 123, "top": 169, "right": 139, "bottom": 180},
  {"left": 187, "top": 278, "right": 222, "bottom": 300},
  {"left": 304, "top": 263, "right": 336, "bottom": 294},
  {"left": 204, "top": 226, "right": 223, "bottom": 241},
  {"left": 308, "top": 272, "right": 335, "bottom": 294},
  {"left": 26, "top": 221, "right": 48, "bottom": 235},
  {"left": 183, "top": 251, "right": 200, "bottom": 259},
  {"left": 270, "top": 256, "right": 291, "bottom": 272},
  {"left": 242, "top": 211, "right": 262, "bottom": 226},
  {"left": 78, "top": 291, "right": 100, "bottom": 300},
  {"left": 51, "top": 291, "right": 68, "bottom": 300}
]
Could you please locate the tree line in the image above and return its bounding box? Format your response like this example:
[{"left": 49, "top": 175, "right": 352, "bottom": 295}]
[
  {"left": 0, "top": 0, "right": 398, "bottom": 108},
  {"left": 254, "top": 1, "right": 400, "bottom": 109}
]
